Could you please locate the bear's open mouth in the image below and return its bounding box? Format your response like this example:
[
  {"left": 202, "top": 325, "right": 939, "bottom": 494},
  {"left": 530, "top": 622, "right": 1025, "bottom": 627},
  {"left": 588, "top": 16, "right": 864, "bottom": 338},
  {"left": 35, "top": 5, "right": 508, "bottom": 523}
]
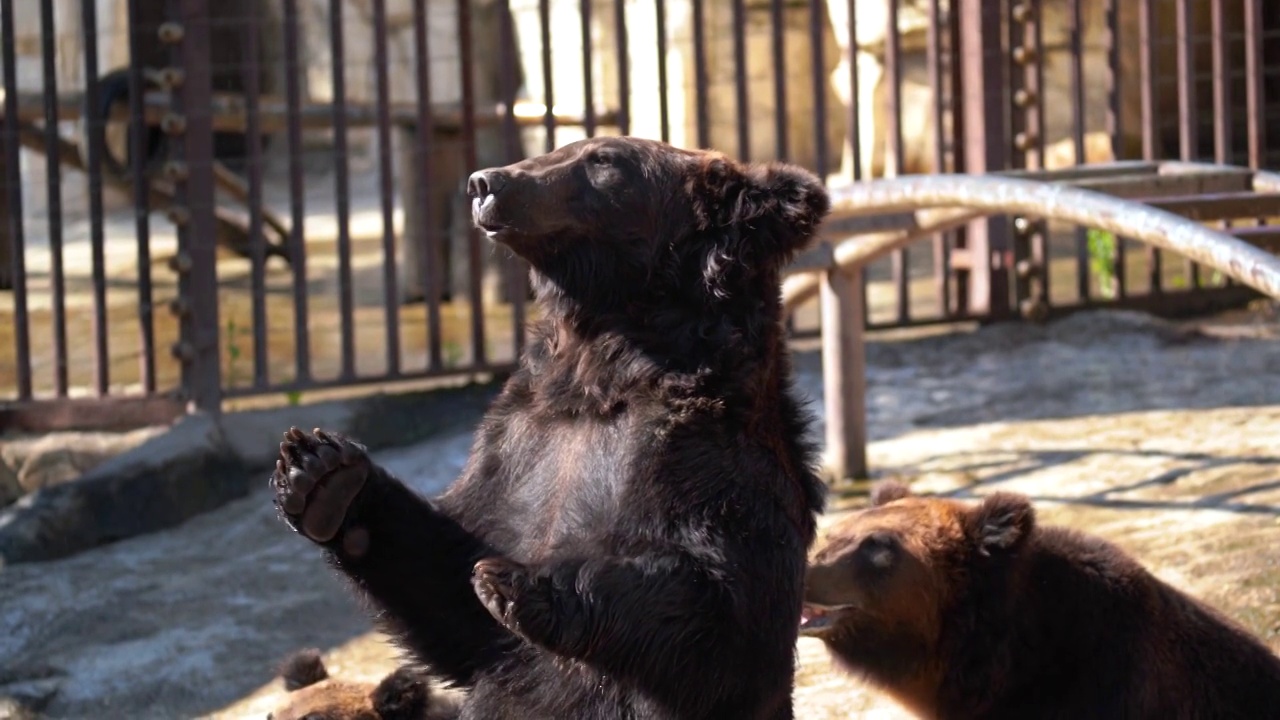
[{"left": 799, "top": 602, "right": 852, "bottom": 637}]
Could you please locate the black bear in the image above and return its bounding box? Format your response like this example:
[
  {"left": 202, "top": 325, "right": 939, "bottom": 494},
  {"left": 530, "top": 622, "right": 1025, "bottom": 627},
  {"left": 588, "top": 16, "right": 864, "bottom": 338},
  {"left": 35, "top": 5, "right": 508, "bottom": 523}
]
[
  {"left": 266, "top": 648, "right": 459, "bottom": 720},
  {"left": 800, "top": 481, "right": 1280, "bottom": 719},
  {"left": 271, "top": 136, "right": 829, "bottom": 719}
]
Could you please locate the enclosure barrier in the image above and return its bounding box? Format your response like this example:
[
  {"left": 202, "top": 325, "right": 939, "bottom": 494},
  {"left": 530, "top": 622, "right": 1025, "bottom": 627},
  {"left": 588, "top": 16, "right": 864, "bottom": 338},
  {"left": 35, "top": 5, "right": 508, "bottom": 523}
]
[
  {"left": 0, "top": 0, "right": 1277, "bottom": 449},
  {"left": 796, "top": 163, "right": 1280, "bottom": 480}
]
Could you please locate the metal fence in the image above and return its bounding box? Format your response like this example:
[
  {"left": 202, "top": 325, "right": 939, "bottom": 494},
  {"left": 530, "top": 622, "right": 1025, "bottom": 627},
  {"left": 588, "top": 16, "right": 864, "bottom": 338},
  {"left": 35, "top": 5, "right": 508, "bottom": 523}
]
[{"left": 0, "top": 0, "right": 1277, "bottom": 432}]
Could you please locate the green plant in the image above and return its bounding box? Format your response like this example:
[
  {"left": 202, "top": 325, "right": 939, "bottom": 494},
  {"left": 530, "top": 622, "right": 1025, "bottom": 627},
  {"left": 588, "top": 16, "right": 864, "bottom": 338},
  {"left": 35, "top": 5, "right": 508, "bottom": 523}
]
[
  {"left": 1086, "top": 228, "right": 1118, "bottom": 299},
  {"left": 284, "top": 390, "right": 303, "bottom": 407},
  {"left": 443, "top": 340, "right": 465, "bottom": 368},
  {"left": 226, "top": 318, "right": 245, "bottom": 384}
]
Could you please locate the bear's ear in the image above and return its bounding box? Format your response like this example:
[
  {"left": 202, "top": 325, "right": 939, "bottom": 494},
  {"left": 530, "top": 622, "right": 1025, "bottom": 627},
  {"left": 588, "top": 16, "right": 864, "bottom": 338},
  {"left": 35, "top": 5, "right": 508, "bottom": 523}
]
[
  {"left": 967, "top": 492, "right": 1035, "bottom": 557},
  {"left": 737, "top": 162, "right": 831, "bottom": 262},
  {"left": 370, "top": 667, "right": 431, "bottom": 720},
  {"left": 279, "top": 648, "right": 329, "bottom": 691},
  {"left": 689, "top": 157, "right": 830, "bottom": 264},
  {"left": 870, "top": 480, "right": 912, "bottom": 506}
]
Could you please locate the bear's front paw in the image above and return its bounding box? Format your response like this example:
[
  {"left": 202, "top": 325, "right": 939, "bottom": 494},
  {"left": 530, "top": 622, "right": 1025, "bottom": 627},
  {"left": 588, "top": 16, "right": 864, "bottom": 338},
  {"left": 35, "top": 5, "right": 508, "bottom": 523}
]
[
  {"left": 271, "top": 427, "right": 370, "bottom": 544},
  {"left": 472, "top": 557, "right": 558, "bottom": 646}
]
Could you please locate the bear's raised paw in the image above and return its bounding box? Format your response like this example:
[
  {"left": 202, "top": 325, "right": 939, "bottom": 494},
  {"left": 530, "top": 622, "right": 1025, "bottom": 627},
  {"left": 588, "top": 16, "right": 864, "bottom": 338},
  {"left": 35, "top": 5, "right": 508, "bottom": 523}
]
[{"left": 271, "top": 427, "right": 370, "bottom": 544}]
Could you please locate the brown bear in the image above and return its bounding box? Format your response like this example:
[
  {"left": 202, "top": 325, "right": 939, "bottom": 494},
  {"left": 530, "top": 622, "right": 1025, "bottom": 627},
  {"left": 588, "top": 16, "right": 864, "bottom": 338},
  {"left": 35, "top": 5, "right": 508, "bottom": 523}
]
[
  {"left": 269, "top": 137, "right": 829, "bottom": 719},
  {"left": 800, "top": 481, "right": 1280, "bottom": 719},
  {"left": 267, "top": 649, "right": 459, "bottom": 720}
]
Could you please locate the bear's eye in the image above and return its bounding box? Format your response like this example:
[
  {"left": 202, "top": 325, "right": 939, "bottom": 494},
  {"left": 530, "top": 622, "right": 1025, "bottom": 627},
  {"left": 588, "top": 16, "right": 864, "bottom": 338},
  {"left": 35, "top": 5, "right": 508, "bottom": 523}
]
[
  {"left": 589, "top": 150, "right": 619, "bottom": 167},
  {"left": 857, "top": 532, "right": 897, "bottom": 571}
]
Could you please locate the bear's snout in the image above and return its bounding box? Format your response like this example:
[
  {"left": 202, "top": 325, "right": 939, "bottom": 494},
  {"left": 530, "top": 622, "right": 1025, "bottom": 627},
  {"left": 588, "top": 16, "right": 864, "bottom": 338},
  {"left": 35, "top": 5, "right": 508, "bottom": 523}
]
[{"left": 467, "top": 169, "right": 509, "bottom": 200}]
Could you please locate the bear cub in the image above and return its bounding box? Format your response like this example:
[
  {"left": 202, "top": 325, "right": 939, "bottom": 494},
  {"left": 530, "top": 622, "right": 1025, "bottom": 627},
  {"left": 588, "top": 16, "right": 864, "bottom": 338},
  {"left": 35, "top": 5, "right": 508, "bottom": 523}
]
[
  {"left": 267, "top": 649, "right": 459, "bottom": 720},
  {"left": 801, "top": 481, "right": 1280, "bottom": 720}
]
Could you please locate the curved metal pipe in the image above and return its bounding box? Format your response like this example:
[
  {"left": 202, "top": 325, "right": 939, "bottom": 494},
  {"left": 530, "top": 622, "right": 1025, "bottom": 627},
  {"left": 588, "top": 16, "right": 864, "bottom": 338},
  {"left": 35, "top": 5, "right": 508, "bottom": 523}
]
[{"left": 783, "top": 173, "right": 1280, "bottom": 312}]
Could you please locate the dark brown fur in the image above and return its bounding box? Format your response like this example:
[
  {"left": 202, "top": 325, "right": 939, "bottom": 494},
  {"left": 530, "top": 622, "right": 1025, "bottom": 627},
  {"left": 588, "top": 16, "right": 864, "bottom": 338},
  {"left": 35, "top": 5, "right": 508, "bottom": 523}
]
[
  {"left": 268, "top": 649, "right": 459, "bottom": 720},
  {"left": 269, "top": 137, "right": 829, "bottom": 719},
  {"left": 801, "top": 482, "right": 1280, "bottom": 720}
]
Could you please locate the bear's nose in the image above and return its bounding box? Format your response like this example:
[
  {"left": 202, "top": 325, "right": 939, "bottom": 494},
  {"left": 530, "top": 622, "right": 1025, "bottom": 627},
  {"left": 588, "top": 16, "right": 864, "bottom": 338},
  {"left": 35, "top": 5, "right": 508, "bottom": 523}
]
[{"left": 467, "top": 169, "right": 508, "bottom": 199}]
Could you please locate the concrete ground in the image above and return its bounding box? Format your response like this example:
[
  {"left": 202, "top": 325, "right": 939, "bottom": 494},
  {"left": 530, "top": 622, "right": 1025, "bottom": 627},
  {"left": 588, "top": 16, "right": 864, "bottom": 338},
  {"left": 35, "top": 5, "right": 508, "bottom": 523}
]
[{"left": 4, "top": 306, "right": 1280, "bottom": 719}]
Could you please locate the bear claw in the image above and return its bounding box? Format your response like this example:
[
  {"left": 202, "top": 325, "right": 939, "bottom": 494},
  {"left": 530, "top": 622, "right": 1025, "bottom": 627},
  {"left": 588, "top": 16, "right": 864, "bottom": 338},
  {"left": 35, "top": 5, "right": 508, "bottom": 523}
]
[
  {"left": 271, "top": 427, "right": 370, "bottom": 544},
  {"left": 472, "top": 557, "right": 527, "bottom": 632}
]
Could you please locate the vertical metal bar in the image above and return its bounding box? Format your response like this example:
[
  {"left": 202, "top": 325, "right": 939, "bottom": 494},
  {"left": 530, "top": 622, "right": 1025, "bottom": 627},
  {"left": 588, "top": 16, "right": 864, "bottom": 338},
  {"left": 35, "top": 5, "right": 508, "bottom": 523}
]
[
  {"left": 580, "top": 0, "right": 596, "bottom": 137},
  {"left": 947, "top": 0, "right": 968, "bottom": 315},
  {"left": 412, "top": 0, "right": 442, "bottom": 369},
  {"left": 282, "top": 0, "right": 311, "bottom": 381},
  {"left": 40, "top": 0, "right": 68, "bottom": 396},
  {"left": 692, "top": 0, "right": 709, "bottom": 148},
  {"left": 614, "top": 0, "right": 630, "bottom": 135},
  {"left": 458, "top": 0, "right": 486, "bottom": 366},
  {"left": 1244, "top": 0, "right": 1265, "bottom": 170},
  {"left": 846, "top": 0, "right": 861, "bottom": 180},
  {"left": 655, "top": 0, "right": 671, "bottom": 142},
  {"left": 1176, "top": 0, "right": 1199, "bottom": 288},
  {"left": 731, "top": 0, "right": 749, "bottom": 160},
  {"left": 372, "top": 0, "right": 399, "bottom": 376},
  {"left": 1104, "top": 0, "right": 1123, "bottom": 298},
  {"left": 1211, "top": 0, "right": 1231, "bottom": 165},
  {"left": 886, "top": 0, "right": 908, "bottom": 323},
  {"left": 242, "top": 0, "right": 268, "bottom": 388},
  {"left": 1070, "top": 0, "right": 1088, "bottom": 300},
  {"left": 328, "top": 0, "right": 356, "bottom": 378},
  {"left": 0, "top": 0, "right": 31, "bottom": 400},
  {"left": 808, "top": 0, "right": 828, "bottom": 181},
  {"left": 770, "top": 0, "right": 788, "bottom": 160},
  {"left": 1032, "top": 0, "right": 1048, "bottom": 304},
  {"left": 81, "top": 0, "right": 109, "bottom": 395},
  {"left": 958, "top": 0, "right": 1012, "bottom": 318},
  {"left": 928, "top": 0, "right": 948, "bottom": 316},
  {"left": 126, "top": 0, "right": 156, "bottom": 393},
  {"left": 1139, "top": 0, "right": 1160, "bottom": 293},
  {"left": 175, "top": 0, "right": 222, "bottom": 413},
  {"left": 538, "top": 0, "right": 555, "bottom": 152},
  {"left": 498, "top": 0, "right": 525, "bottom": 359}
]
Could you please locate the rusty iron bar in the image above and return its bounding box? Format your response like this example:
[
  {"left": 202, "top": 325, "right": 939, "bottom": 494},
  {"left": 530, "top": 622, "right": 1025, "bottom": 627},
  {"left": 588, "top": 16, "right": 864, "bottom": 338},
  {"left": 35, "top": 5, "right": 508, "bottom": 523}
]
[
  {"left": 39, "top": 0, "right": 68, "bottom": 396},
  {"left": 498, "top": 0, "right": 525, "bottom": 359},
  {"left": 282, "top": 0, "right": 311, "bottom": 381},
  {"left": 886, "top": 0, "right": 908, "bottom": 323},
  {"left": 845, "top": 0, "right": 861, "bottom": 180},
  {"left": 242, "top": 0, "right": 269, "bottom": 388},
  {"left": 808, "top": 0, "right": 828, "bottom": 180},
  {"left": 692, "top": 0, "right": 709, "bottom": 148},
  {"left": 412, "top": 0, "right": 443, "bottom": 370},
  {"left": 613, "top": 0, "right": 629, "bottom": 135},
  {"left": 1211, "top": 0, "right": 1231, "bottom": 166},
  {"left": 957, "top": 0, "right": 1012, "bottom": 318},
  {"left": 126, "top": 0, "right": 156, "bottom": 392},
  {"left": 372, "top": 0, "right": 400, "bottom": 377},
  {"left": 1175, "top": 0, "right": 1200, "bottom": 288},
  {"left": 731, "top": 0, "right": 748, "bottom": 160},
  {"left": 328, "top": 0, "right": 357, "bottom": 379},
  {"left": 174, "top": 0, "right": 222, "bottom": 413},
  {"left": 458, "top": 0, "right": 486, "bottom": 366},
  {"left": 770, "top": 0, "right": 788, "bottom": 160},
  {"left": 580, "top": 0, "right": 596, "bottom": 137},
  {"left": 655, "top": 0, "right": 671, "bottom": 143},
  {"left": 538, "top": 0, "right": 555, "bottom": 152},
  {"left": 927, "top": 0, "right": 949, "bottom": 316},
  {"left": 0, "top": 0, "right": 31, "bottom": 400},
  {"left": 81, "top": 0, "right": 109, "bottom": 395},
  {"left": 1244, "top": 0, "right": 1266, "bottom": 170},
  {"left": 1069, "top": 0, "right": 1087, "bottom": 299},
  {"left": 792, "top": 176, "right": 1280, "bottom": 304},
  {"left": 1138, "top": 0, "right": 1161, "bottom": 293},
  {"left": 1103, "top": 0, "right": 1124, "bottom": 299}
]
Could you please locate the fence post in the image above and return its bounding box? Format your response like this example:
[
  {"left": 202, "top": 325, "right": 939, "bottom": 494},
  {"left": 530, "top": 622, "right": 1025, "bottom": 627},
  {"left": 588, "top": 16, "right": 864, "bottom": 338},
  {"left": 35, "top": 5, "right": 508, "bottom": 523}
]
[
  {"left": 167, "top": 0, "right": 222, "bottom": 414},
  {"left": 820, "top": 265, "right": 867, "bottom": 482},
  {"left": 956, "top": 0, "right": 1013, "bottom": 319}
]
